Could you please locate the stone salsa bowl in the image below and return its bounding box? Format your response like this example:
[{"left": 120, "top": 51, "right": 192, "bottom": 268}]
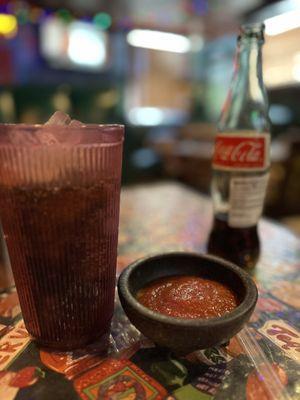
[{"left": 118, "top": 252, "right": 258, "bottom": 354}]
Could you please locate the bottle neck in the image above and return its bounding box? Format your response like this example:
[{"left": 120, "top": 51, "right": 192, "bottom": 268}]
[
  {"left": 235, "top": 39, "right": 265, "bottom": 103},
  {"left": 219, "top": 37, "right": 270, "bottom": 132}
]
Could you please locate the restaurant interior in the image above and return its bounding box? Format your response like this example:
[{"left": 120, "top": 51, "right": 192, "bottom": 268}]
[
  {"left": 0, "top": 0, "right": 300, "bottom": 232},
  {"left": 0, "top": 2, "right": 299, "bottom": 399}
]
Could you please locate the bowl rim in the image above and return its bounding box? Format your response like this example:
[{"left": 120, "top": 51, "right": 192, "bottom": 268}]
[{"left": 118, "top": 251, "right": 258, "bottom": 328}]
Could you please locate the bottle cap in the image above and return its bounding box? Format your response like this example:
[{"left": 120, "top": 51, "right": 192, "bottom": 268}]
[{"left": 238, "top": 23, "right": 265, "bottom": 43}]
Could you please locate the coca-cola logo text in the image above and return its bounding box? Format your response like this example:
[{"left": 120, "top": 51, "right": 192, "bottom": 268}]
[{"left": 213, "top": 135, "right": 268, "bottom": 170}]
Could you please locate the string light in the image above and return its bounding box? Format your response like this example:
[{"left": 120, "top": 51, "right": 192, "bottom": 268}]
[
  {"left": 29, "top": 7, "right": 45, "bottom": 24},
  {"left": 16, "top": 8, "right": 29, "bottom": 25},
  {"left": 56, "top": 8, "right": 72, "bottom": 23},
  {"left": 0, "top": 3, "right": 113, "bottom": 29},
  {"left": 93, "top": 12, "right": 112, "bottom": 30},
  {"left": 0, "top": 13, "right": 18, "bottom": 38}
]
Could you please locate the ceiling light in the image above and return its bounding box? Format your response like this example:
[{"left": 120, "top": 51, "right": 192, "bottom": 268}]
[
  {"left": 265, "top": 10, "right": 300, "bottom": 36},
  {"left": 127, "top": 29, "right": 191, "bottom": 53},
  {"left": 128, "top": 107, "right": 164, "bottom": 126},
  {"left": 292, "top": 65, "right": 300, "bottom": 81}
]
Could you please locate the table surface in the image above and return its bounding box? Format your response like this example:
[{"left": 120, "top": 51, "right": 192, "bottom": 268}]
[{"left": 0, "top": 182, "right": 299, "bottom": 400}]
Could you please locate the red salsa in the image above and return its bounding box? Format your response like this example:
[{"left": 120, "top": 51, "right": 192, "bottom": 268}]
[{"left": 136, "top": 275, "right": 239, "bottom": 319}]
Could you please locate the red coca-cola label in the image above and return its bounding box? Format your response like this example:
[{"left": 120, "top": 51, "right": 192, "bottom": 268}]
[{"left": 213, "top": 133, "right": 269, "bottom": 170}]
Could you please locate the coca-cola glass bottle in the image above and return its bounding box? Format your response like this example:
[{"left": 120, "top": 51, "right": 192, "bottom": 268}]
[{"left": 208, "top": 23, "right": 270, "bottom": 269}]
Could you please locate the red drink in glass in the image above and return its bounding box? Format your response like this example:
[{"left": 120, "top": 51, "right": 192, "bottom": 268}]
[{"left": 0, "top": 124, "right": 124, "bottom": 350}]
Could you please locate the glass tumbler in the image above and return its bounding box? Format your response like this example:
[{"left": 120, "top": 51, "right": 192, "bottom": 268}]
[{"left": 0, "top": 124, "right": 124, "bottom": 349}]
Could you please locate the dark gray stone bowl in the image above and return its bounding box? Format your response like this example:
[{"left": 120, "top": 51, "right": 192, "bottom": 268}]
[{"left": 118, "top": 252, "right": 258, "bottom": 354}]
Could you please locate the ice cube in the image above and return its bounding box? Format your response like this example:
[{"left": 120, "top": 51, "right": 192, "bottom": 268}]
[
  {"left": 69, "top": 119, "right": 84, "bottom": 127},
  {"left": 38, "top": 112, "right": 83, "bottom": 145},
  {"left": 3, "top": 112, "right": 84, "bottom": 185},
  {"left": 45, "top": 111, "right": 71, "bottom": 126},
  {"left": 36, "top": 130, "right": 60, "bottom": 145},
  {"left": 7, "top": 129, "right": 39, "bottom": 146}
]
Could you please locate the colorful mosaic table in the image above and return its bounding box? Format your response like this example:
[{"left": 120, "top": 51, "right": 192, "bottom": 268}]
[{"left": 0, "top": 183, "right": 299, "bottom": 399}]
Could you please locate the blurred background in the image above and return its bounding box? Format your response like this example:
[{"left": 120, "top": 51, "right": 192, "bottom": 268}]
[{"left": 0, "top": 0, "right": 300, "bottom": 231}]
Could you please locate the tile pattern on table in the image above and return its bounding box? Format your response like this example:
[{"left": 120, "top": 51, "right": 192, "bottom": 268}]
[{"left": 0, "top": 183, "right": 299, "bottom": 399}]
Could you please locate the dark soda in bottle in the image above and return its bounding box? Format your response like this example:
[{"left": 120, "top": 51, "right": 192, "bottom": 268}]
[{"left": 208, "top": 23, "right": 270, "bottom": 269}]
